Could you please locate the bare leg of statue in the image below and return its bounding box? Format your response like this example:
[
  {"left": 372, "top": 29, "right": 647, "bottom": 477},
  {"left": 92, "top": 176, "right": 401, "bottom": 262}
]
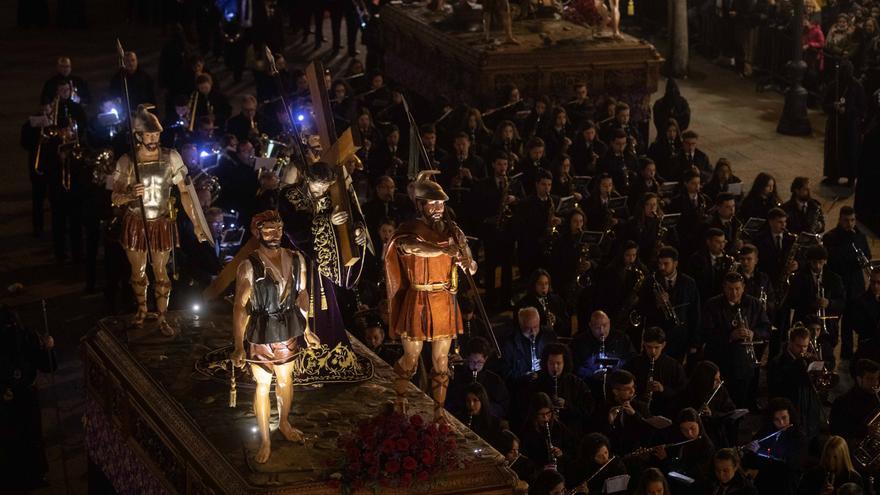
[
  {"left": 150, "top": 249, "right": 175, "bottom": 336},
  {"left": 125, "top": 250, "right": 149, "bottom": 328},
  {"left": 608, "top": 0, "right": 621, "bottom": 38},
  {"left": 252, "top": 363, "right": 274, "bottom": 464},
  {"left": 501, "top": 1, "right": 520, "bottom": 45},
  {"left": 274, "top": 361, "right": 304, "bottom": 443},
  {"left": 483, "top": 12, "right": 492, "bottom": 43},
  {"left": 430, "top": 338, "right": 452, "bottom": 422},
  {"left": 393, "top": 339, "right": 423, "bottom": 414}
]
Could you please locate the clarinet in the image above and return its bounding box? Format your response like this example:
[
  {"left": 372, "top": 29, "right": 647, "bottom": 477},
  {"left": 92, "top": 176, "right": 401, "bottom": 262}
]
[
  {"left": 545, "top": 419, "right": 558, "bottom": 468},
  {"left": 472, "top": 368, "right": 479, "bottom": 382},
  {"left": 645, "top": 356, "right": 655, "bottom": 409},
  {"left": 467, "top": 414, "right": 473, "bottom": 428},
  {"left": 553, "top": 373, "right": 561, "bottom": 408}
]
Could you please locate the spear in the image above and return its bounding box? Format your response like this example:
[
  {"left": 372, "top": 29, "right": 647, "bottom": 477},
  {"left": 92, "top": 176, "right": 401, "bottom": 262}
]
[{"left": 116, "top": 39, "right": 153, "bottom": 263}]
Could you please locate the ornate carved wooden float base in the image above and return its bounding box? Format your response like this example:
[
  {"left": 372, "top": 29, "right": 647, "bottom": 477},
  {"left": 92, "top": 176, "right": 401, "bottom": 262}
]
[
  {"left": 83, "top": 312, "right": 518, "bottom": 494},
  {"left": 381, "top": 3, "right": 664, "bottom": 119}
]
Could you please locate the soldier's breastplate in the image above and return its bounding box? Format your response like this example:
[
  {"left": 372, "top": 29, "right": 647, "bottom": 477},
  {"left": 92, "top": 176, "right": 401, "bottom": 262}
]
[{"left": 139, "top": 159, "right": 171, "bottom": 220}]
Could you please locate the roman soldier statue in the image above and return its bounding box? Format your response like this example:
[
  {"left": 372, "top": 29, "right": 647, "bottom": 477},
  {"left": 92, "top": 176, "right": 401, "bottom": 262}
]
[{"left": 111, "top": 104, "right": 213, "bottom": 335}]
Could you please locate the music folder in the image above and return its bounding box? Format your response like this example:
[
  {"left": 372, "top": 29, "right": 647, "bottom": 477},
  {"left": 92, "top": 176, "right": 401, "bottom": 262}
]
[
  {"left": 661, "top": 213, "right": 681, "bottom": 228},
  {"left": 668, "top": 472, "right": 695, "bottom": 485},
  {"left": 644, "top": 416, "right": 673, "bottom": 429},
  {"left": 578, "top": 230, "right": 605, "bottom": 245},
  {"left": 725, "top": 182, "right": 744, "bottom": 195},
  {"left": 743, "top": 217, "right": 766, "bottom": 235},
  {"left": 659, "top": 181, "right": 678, "bottom": 197},
  {"left": 607, "top": 196, "right": 628, "bottom": 217},
  {"left": 557, "top": 195, "right": 576, "bottom": 213},
  {"left": 573, "top": 175, "right": 593, "bottom": 188},
  {"left": 604, "top": 475, "right": 630, "bottom": 494}
]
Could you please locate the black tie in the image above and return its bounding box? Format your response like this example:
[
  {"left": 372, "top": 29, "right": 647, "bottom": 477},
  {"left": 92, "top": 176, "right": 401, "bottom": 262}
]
[{"left": 776, "top": 235, "right": 782, "bottom": 250}]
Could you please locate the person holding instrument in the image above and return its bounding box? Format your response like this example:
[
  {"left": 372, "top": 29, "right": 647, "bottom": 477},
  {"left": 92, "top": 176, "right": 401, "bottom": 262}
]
[
  {"left": 231, "top": 210, "right": 320, "bottom": 464},
  {"left": 385, "top": 171, "right": 477, "bottom": 422}
]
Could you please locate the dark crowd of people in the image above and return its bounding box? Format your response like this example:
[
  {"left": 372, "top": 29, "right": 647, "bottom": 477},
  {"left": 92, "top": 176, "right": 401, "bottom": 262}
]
[{"left": 10, "top": 0, "right": 880, "bottom": 494}]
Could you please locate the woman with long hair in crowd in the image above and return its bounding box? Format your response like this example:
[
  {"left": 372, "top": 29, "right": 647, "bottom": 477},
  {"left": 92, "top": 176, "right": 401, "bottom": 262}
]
[
  {"left": 702, "top": 158, "right": 743, "bottom": 202},
  {"left": 631, "top": 467, "right": 671, "bottom": 495},
  {"left": 677, "top": 361, "right": 736, "bottom": 448},
  {"left": 565, "top": 432, "right": 629, "bottom": 494},
  {"left": 739, "top": 171, "right": 782, "bottom": 221},
  {"left": 798, "top": 435, "right": 863, "bottom": 495},
  {"left": 655, "top": 408, "right": 715, "bottom": 495},
  {"left": 454, "top": 382, "right": 503, "bottom": 449}
]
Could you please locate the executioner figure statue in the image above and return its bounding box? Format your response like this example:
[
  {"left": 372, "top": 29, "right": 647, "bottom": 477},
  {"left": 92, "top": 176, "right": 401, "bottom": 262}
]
[
  {"left": 231, "top": 210, "right": 320, "bottom": 464},
  {"left": 111, "top": 105, "right": 212, "bottom": 335},
  {"left": 385, "top": 171, "right": 478, "bottom": 422}
]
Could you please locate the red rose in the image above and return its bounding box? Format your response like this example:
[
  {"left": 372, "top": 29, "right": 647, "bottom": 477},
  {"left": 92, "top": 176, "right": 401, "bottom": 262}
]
[
  {"left": 327, "top": 480, "right": 340, "bottom": 489},
  {"left": 401, "top": 473, "right": 414, "bottom": 486},
  {"left": 417, "top": 470, "right": 429, "bottom": 482},
  {"left": 439, "top": 423, "right": 450, "bottom": 434},
  {"left": 396, "top": 438, "right": 410, "bottom": 451},
  {"left": 385, "top": 460, "right": 401, "bottom": 474},
  {"left": 402, "top": 456, "right": 417, "bottom": 471},
  {"left": 421, "top": 449, "right": 435, "bottom": 466},
  {"left": 410, "top": 415, "right": 424, "bottom": 427},
  {"left": 381, "top": 439, "right": 396, "bottom": 453}
]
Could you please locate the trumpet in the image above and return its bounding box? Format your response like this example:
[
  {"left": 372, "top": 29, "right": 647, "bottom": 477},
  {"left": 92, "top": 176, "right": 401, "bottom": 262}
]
[
  {"left": 652, "top": 272, "right": 679, "bottom": 325},
  {"left": 804, "top": 332, "right": 838, "bottom": 391},
  {"left": 854, "top": 242, "right": 873, "bottom": 279},
  {"left": 732, "top": 307, "right": 761, "bottom": 366}
]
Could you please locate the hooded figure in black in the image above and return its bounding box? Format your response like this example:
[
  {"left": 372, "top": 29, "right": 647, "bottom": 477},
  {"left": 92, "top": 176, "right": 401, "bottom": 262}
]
[
  {"left": 652, "top": 78, "right": 691, "bottom": 134},
  {"left": 823, "top": 60, "right": 866, "bottom": 185}
]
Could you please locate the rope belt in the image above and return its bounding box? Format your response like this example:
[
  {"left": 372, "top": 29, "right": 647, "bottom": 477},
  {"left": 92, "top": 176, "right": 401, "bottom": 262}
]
[{"left": 411, "top": 282, "right": 451, "bottom": 292}]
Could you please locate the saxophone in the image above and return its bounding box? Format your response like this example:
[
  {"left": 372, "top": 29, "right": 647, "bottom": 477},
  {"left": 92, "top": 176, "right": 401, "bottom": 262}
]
[
  {"left": 618, "top": 265, "right": 646, "bottom": 328},
  {"left": 496, "top": 174, "right": 513, "bottom": 230},
  {"left": 776, "top": 232, "right": 800, "bottom": 305}
]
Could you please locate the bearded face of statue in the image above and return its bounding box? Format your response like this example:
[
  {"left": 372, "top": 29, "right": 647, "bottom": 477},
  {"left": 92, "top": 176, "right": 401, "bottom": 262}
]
[{"left": 258, "top": 220, "right": 283, "bottom": 249}]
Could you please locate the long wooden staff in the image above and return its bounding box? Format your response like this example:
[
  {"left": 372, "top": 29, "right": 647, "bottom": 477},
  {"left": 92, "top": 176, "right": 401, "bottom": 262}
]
[{"left": 116, "top": 39, "right": 153, "bottom": 263}]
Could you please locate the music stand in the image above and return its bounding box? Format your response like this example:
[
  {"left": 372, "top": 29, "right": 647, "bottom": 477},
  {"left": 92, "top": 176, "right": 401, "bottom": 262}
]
[
  {"left": 662, "top": 213, "right": 681, "bottom": 229},
  {"left": 573, "top": 175, "right": 593, "bottom": 190},
  {"left": 607, "top": 196, "right": 629, "bottom": 218},
  {"left": 743, "top": 217, "right": 766, "bottom": 238},
  {"left": 659, "top": 181, "right": 679, "bottom": 198},
  {"left": 578, "top": 230, "right": 605, "bottom": 246},
  {"left": 557, "top": 195, "right": 577, "bottom": 213}
]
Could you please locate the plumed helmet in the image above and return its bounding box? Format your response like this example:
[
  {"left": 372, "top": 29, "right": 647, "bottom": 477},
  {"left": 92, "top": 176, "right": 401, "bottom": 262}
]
[
  {"left": 133, "top": 104, "right": 163, "bottom": 133},
  {"left": 413, "top": 170, "right": 448, "bottom": 201}
]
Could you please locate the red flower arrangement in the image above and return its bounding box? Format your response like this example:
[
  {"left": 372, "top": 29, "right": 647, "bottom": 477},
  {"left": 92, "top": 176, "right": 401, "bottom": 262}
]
[
  {"left": 329, "top": 405, "right": 463, "bottom": 492},
  {"left": 564, "top": 0, "right": 605, "bottom": 27}
]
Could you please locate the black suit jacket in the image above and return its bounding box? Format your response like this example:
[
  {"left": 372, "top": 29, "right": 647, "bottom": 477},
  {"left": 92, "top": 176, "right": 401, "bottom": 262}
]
[
  {"left": 702, "top": 294, "right": 771, "bottom": 379},
  {"left": 675, "top": 148, "right": 711, "bottom": 182},
  {"left": 639, "top": 271, "right": 701, "bottom": 358},
  {"left": 784, "top": 268, "right": 845, "bottom": 329},
  {"left": 752, "top": 227, "right": 797, "bottom": 283}
]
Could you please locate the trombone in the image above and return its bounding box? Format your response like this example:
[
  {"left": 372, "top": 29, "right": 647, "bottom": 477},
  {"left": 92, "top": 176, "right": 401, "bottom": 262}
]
[
  {"left": 34, "top": 96, "right": 61, "bottom": 175},
  {"left": 187, "top": 91, "right": 199, "bottom": 132}
]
